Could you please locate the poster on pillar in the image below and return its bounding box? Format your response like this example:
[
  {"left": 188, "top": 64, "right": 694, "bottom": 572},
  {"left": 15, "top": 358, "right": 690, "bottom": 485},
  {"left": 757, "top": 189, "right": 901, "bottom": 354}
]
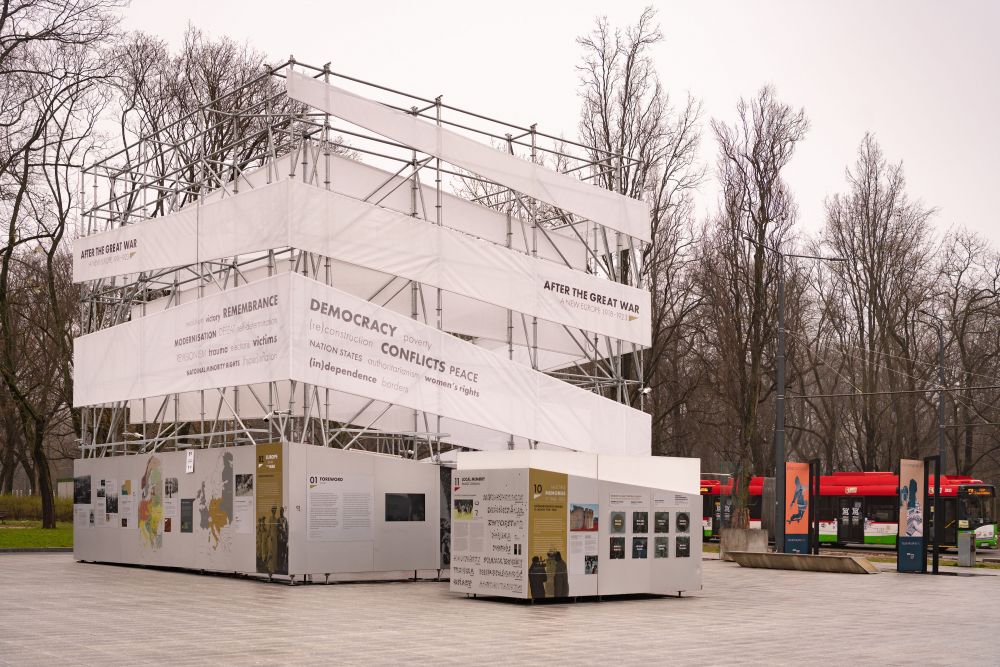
[
  {"left": 783, "top": 461, "right": 809, "bottom": 554},
  {"left": 897, "top": 458, "right": 925, "bottom": 573}
]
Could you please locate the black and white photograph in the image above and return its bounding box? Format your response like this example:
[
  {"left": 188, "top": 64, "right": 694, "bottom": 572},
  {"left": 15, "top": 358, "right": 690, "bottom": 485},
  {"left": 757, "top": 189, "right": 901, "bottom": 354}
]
[
  {"left": 385, "top": 493, "right": 426, "bottom": 521},
  {"left": 654, "top": 511, "right": 670, "bottom": 533},
  {"left": 654, "top": 536, "right": 669, "bottom": 559},
  {"left": 609, "top": 536, "right": 625, "bottom": 560},
  {"left": 73, "top": 476, "right": 91, "bottom": 505},
  {"left": 104, "top": 492, "right": 118, "bottom": 516},
  {"left": 632, "top": 511, "right": 648, "bottom": 533},
  {"left": 609, "top": 511, "right": 626, "bottom": 534},
  {"left": 235, "top": 474, "right": 254, "bottom": 497},
  {"left": 632, "top": 536, "right": 648, "bottom": 559},
  {"left": 180, "top": 499, "right": 194, "bottom": 533},
  {"left": 164, "top": 477, "right": 179, "bottom": 498},
  {"left": 676, "top": 512, "right": 690, "bottom": 534},
  {"left": 676, "top": 536, "right": 691, "bottom": 558}
]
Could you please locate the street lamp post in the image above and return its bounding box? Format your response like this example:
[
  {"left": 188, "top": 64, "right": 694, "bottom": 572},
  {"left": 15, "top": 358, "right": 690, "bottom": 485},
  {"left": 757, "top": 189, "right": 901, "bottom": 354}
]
[
  {"left": 744, "top": 237, "right": 846, "bottom": 553},
  {"left": 917, "top": 309, "right": 947, "bottom": 475}
]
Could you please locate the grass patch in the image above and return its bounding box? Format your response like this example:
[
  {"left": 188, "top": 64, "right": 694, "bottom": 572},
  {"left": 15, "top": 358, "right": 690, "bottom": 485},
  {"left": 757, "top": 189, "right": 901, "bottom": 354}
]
[
  {"left": 702, "top": 542, "right": 720, "bottom": 553},
  {"left": 0, "top": 520, "right": 73, "bottom": 548}
]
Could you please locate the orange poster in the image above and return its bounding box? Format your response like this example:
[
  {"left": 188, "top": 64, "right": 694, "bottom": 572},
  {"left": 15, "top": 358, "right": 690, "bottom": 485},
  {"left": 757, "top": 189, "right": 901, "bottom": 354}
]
[{"left": 785, "top": 462, "right": 809, "bottom": 535}]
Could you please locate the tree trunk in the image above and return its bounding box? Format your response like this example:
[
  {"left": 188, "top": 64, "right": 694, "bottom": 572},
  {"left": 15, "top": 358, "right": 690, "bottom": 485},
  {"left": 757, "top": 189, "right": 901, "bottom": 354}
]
[{"left": 30, "top": 420, "right": 56, "bottom": 528}]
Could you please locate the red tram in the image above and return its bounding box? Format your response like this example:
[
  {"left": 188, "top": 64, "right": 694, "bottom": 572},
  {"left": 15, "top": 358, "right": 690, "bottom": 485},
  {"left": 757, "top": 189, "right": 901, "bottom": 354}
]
[{"left": 701, "top": 471, "right": 997, "bottom": 549}]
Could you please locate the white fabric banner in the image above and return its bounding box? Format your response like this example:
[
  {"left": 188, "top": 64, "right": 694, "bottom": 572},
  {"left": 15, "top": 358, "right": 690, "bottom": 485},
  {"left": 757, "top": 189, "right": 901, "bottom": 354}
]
[
  {"left": 289, "top": 182, "right": 651, "bottom": 346},
  {"left": 285, "top": 70, "right": 651, "bottom": 243},
  {"left": 288, "top": 272, "right": 648, "bottom": 454},
  {"left": 74, "top": 179, "right": 651, "bottom": 346},
  {"left": 76, "top": 273, "right": 650, "bottom": 456},
  {"left": 73, "top": 208, "right": 197, "bottom": 283},
  {"left": 74, "top": 151, "right": 586, "bottom": 283},
  {"left": 74, "top": 277, "right": 290, "bottom": 406}
]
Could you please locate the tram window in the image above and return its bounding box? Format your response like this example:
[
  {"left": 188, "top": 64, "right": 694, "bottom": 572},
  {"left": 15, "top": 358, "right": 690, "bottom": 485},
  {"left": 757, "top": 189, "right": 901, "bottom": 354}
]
[
  {"left": 960, "top": 495, "right": 987, "bottom": 523},
  {"left": 867, "top": 498, "right": 894, "bottom": 523}
]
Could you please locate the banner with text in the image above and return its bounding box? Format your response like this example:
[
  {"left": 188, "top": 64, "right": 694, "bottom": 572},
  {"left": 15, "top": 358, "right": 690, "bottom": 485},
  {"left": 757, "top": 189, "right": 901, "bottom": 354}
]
[
  {"left": 74, "top": 179, "right": 649, "bottom": 346},
  {"left": 74, "top": 276, "right": 290, "bottom": 406},
  {"left": 288, "top": 273, "right": 650, "bottom": 454},
  {"left": 75, "top": 273, "right": 651, "bottom": 455}
]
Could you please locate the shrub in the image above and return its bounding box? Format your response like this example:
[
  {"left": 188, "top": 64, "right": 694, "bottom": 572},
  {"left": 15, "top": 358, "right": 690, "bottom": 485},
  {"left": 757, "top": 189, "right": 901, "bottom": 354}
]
[{"left": 0, "top": 495, "right": 73, "bottom": 521}]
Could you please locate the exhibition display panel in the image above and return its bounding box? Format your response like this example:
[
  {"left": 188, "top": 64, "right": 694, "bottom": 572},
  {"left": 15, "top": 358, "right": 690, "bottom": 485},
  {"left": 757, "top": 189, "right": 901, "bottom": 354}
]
[
  {"left": 73, "top": 442, "right": 442, "bottom": 580},
  {"left": 450, "top": 451, "right": 702, "bottom": 598},
  {"left": 70, "top": 61, "right": 678, "bottom": 588}
]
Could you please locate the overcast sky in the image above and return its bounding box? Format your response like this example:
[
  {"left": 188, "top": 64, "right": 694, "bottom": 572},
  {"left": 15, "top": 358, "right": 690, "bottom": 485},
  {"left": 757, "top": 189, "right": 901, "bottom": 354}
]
[{"left": 122, "top": 0, "right": 1000, "bottom": 246}]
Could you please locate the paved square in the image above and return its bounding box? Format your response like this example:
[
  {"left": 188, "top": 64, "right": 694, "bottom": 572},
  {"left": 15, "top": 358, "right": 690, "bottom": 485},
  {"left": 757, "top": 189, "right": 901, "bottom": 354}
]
[{"left": 0, "top": 554, "right": 996, "bottom": 665}]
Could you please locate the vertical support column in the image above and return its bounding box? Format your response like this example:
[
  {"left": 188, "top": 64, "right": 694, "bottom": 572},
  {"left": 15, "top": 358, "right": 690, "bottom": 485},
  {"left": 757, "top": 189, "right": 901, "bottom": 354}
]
[
  {"left": 322, "top": 69, "right": 333, "bottom": 444},
  {"left": 409, "top": 106, "right": 420, "bottom": 455},
  {"left": 938, "top": 331, "right": 947, "bottom": 474},
  {"left": 300, "top": 132, "right": 311, "bottom": 445},
  {"left": 529, "top": 125, "right": 539, "bottom": 377},
  {"left": 267, "top": 249, "right": 276, "bottom": 443},
  {"left": 808, "top": 458, "right": 821, "bottom": 555},
  {"left": 434, "top": 95, "right": 444, "bottom": 460},
  {"left": 774, "top": 253, "right": 786, "bottom": 553},
  {"left": 615, "top": 230, "right": 623, "bottom": 404},
  {"left": 529, "top": 126, "right": 539, "bottom": 450},
  {"left": 924, "top": 454, "right": 941, "bottom": 574},
  {"left": 504, "top": 133, "right": 515, "bottom": 450}
]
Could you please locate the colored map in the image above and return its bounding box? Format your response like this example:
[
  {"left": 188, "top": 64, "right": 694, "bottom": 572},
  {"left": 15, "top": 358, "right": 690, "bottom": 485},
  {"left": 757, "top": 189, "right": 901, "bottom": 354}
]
[
  {"left": 197, "top": 451, "right": 234, "bottom": 548},
  {"left": 138, "top": 456, "right": 163, "bottom": 549}
]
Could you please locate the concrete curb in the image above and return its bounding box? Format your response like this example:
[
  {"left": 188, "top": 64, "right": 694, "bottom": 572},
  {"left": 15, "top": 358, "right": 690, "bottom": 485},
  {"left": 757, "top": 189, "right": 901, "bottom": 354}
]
[{"left": 727, "top": 550, "right": 879, "bottom": 574}]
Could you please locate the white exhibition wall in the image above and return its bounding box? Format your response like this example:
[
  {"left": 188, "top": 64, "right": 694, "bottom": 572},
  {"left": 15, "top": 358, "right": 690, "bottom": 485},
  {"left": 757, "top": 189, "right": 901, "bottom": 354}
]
[
  {"left": 451, "top": 452, "right": 701, "bottom": 599},
  {"left": 73, "top": 443, "right": 442, "bottom": 579}
]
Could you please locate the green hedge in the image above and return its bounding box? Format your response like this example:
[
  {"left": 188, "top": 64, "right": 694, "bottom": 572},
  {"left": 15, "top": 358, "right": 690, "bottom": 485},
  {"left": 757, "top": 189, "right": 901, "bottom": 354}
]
[{"left": 0, "top": 495, "right": 73, "bottom": 521}]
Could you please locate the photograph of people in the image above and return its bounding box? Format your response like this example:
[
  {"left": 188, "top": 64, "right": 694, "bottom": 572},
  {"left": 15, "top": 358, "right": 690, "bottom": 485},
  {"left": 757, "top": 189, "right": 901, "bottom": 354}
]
[{"left": 528, "top": 556, "right": 547, "bottom": 598}]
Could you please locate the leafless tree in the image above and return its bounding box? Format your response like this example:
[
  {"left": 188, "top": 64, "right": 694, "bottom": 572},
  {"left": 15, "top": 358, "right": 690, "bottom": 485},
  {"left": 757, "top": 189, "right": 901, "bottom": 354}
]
[
  {"left": 820, "top": 134, "right": 935, "bottom": 471},
  {"left": 575, "top": 8, "right": 705, "bottom": 444},
  {"left": 936, "top": 230, "right": 1000, "bottom": 476},
  {"left": 698, "top": 86, "right": 808, "bottom": 524},
  {"left": 0, "top": 0, "right": 120, "bottom": 526}
]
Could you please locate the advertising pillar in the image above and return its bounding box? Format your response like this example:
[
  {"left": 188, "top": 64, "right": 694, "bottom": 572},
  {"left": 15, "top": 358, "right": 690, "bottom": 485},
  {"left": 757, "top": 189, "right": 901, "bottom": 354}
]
[
  {"left": 897, "top": 458, "right": 925, "bottom": 573},
  {"left": 784, "top": 461, "right": 810, "bottom": 554}
]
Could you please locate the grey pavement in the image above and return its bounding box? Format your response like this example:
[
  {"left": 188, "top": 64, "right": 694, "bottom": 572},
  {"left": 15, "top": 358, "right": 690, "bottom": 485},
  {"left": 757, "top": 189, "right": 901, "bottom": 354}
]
[{"left": 1, "top": 553, "right": 997, "bottom": 666}]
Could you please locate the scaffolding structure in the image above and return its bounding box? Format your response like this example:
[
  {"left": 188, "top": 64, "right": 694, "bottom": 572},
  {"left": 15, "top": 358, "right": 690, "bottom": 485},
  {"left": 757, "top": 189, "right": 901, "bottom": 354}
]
[{"left": 76, "top": 59, "right": 649, "bottom": 461}]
